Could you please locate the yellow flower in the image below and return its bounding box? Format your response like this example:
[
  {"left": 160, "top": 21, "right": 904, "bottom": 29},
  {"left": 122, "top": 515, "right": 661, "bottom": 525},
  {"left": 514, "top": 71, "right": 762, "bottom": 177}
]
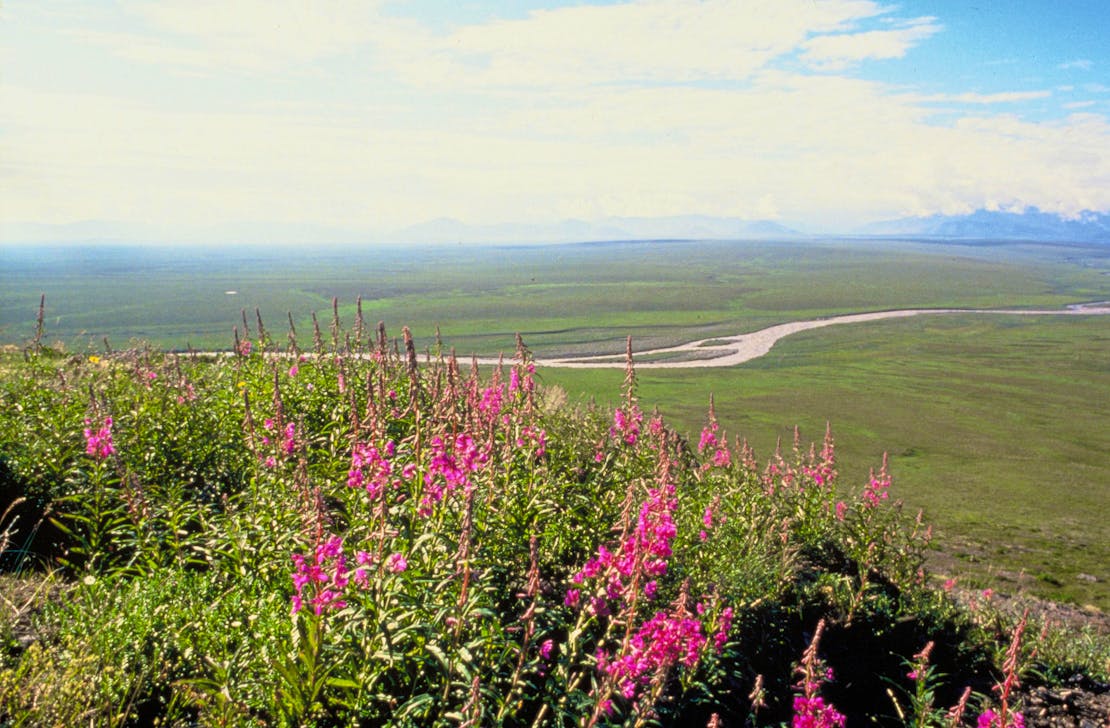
[
  {"left": 237, "top": 381, "right": 247, "bottom": 389},
  {"left": 88, "top": 355, "right": 101, "bottom": 364}
]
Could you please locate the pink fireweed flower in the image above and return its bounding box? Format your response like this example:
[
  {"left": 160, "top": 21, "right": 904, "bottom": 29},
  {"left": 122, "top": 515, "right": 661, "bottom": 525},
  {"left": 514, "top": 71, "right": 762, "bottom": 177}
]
[
  {"left": 524, "top": 362, "right": 536, "bottom": 392},
  {"left": 418, "top": 434, "right": 488, "bottom": 516},
  {"left": 539, "top": 639, "right": 554, "bottom": 661},
  {"left": 387, "top": 552, "right": 408, "bottom": 573},
  {"left": 83, "top": 417, "right": 115, "bottom": 459},
  {"left": 518, "top": 426, "right": 547, "bottom": 458},
  {"left": 291, "top": 536, "right": 351, "bottom": 616},
  {"left": 792, "top": 696, "right": 847, "bottom": 728},
  {"left": 477, "top": 385, "right": 504, "bottom": 419},
  {"left": 348, "top": 442, "right": 394, "bottom": 498},
  {"left": 834, "top": 501, "right": 847, "bottom": 521},
  {"left": 698, "top": 425, "right": 718, "bottom": 453},
  {"left": 861, "top": 471, "right": 890, "bottom": 507},
  {"left": 572, "top": 475, "right": 678, "bottom": 609},
  {"left": 564, "top": 588, "right": 580, "bottom": 607},
  {"left": 588, "top": 595, "right": 611, "bottom": 617},
  {"left": 604, "top": 611, "right": 707, "bottom": 702},
  {"left": 862, "top": 453, "right": 891, "bottom": 508},
  {"left": 976, "top": 709, "right": 1025, "bottom": 728},
  {"left": 714, "top": 606, "right": 733, "bottom": 652},
  {"left": 282, "top": 422, "right": 297, "bottom": 455},
  {"left": 288, "top": 364, "right": 298, "bottom": 377},
  {"left": 791, "top": 620, "right": 845, "bottom": 728},
  {"left": 610, "top": 405, "right": 643, "bottom": 446}
]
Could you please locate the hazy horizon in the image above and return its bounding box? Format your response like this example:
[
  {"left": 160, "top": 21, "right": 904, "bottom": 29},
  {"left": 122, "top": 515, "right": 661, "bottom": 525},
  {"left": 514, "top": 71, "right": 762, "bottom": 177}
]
[{"left": 3, "top": 1, "right": 1109, "bottom": 246}]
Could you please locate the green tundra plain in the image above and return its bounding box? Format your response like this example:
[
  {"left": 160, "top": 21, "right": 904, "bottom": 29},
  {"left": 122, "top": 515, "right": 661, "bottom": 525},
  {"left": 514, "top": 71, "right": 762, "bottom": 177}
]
[{"left": 2, "top": 237, "right": 1109, "bottom": 609}]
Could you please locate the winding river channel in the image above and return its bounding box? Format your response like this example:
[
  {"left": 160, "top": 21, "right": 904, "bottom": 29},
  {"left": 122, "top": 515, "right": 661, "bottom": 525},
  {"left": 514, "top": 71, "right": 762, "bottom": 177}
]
[{"left": 531, "top": 302, "right": 1110, "bottom": 369}]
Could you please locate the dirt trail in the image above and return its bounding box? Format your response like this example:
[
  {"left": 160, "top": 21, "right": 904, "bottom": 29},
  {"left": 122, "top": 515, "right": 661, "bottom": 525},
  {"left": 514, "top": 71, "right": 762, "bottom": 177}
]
[{"left": 530, "top": 303, "right": 1110, "bottom": 369}]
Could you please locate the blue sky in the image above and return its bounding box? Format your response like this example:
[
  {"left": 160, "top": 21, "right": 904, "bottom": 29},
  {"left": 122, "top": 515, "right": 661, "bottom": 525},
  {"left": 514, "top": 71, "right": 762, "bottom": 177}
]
[{"left": 2, "top": 0, "right": 1109, "bottom": 241}]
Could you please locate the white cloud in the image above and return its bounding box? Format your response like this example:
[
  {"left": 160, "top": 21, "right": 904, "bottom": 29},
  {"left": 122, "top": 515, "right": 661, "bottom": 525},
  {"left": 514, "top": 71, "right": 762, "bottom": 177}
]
[
  {"left": 77, "top": 0, "right": 893, "bottom": 85},
  {"left": 916, "top": 90, "right": 1052, "bottom": 105},
  {"left": 73, "top": 0, "right": 387, "bottom": 73},
  {"left": 4, "top": 0, "right": 1110, "bottom": 236},
  {"left": 421, "top": 0, "right": 885, "bottom": 86},
  {"left": 800, "top": 18, "right": 940, "bottom": 70},
  {"left": 1058, "top": 59, "right": 1093, "bottom": 71}
]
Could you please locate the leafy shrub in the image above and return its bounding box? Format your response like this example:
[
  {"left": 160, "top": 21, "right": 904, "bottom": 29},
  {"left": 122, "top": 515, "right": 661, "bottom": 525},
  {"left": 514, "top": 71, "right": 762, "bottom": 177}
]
[{"left": 0, "top": 315, "right": 1096, "bottom": 726}]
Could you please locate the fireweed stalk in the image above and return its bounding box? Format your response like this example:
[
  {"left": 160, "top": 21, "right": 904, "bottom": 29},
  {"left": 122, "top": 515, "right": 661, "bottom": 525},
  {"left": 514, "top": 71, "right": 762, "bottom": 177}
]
[
  {"left": 792, "top": 620, "right": 846, "bottom": 728},
  {"left": 204, "top": 317, "right": 936, "bottom": 725},
  {"left": 976, "top": 612, "right": 1029, "bottom": 728},
  {"left": 565, "top": 441, "right": 730, "bottom": 726}
]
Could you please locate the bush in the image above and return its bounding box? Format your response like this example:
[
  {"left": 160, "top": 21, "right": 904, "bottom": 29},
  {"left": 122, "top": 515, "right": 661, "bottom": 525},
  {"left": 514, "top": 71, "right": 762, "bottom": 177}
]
[{"left": 0, "top": 318, "right": 1096, "bottom": 726}]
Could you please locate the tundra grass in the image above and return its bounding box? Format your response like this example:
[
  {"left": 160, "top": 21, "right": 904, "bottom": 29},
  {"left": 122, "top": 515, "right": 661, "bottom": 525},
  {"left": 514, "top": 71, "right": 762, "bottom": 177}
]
[
  {"left": 3, "top": 238, "right": 1107, "bottom": 354},
  {"left": 541, "top": 314, "right": 1110, "bottom": 611}
]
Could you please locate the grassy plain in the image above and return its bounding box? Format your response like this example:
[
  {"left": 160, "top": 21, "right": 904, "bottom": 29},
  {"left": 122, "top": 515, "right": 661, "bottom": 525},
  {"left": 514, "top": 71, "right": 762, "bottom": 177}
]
[
  {"left": 2, "top": 237, "right": 1109, "bottom": 608},
  {"left": 3, "top": 238, "right": 1108, "bottom": 354},
  {"left": 542, "top": 314, "right": 1110, "bottom": 609}
]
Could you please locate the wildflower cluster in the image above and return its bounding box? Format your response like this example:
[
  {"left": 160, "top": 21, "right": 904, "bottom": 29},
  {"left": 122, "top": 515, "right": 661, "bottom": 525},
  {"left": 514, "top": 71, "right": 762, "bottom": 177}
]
[
  {"left": 291, "top": 536, "right": 351, "bottom": 616},
  {"left": 83, "top": 416, "right": 116, "bottom": 460},
  {"left": 347, "top": 440, "right": 395, "bottom": 498},
  {"left": 792, "top": 620, "right": 847, "bottom": 728},
  {"left": 571, "top": 462, "right": 679, "bottom": 611},
  {"left": 3, "top": 307, "right": 1012, "bottom": 727},
  {"left": 605, "top": 602, "right": 706, "bottom": 700},
  {"left": 697, "top": 397, "right": 732, "bottom": 468},
  {"left": 419, "top": 433, "right": 488, "bottom": 515},
  {"left": 862, "top": 452, "right": 892, "bottom": 508}
]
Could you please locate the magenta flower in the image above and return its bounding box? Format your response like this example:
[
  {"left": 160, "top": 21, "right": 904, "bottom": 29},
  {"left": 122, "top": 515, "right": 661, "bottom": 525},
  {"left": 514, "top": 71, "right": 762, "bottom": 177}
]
[
  {"left": 713, "top": 606, "right": 733, "bottom": 652},
  {"left": 291, "top": 536, "right": 350, "bottom": 616},
  {"left": 348, "top": 441, "right": 394, "bottom": 498},
  {"left": 698, "top": 425, "right": 718, "bottom": 453},
  {"left": 792, "top": 695, "right": 847, "bottom": 728},
  {"left": 83, "top": 417, "right": 115, "bottom": 459},
  {"left": 387, "top": 552, "right": 408, "bottom": 573},
  {"left": 280, "top": 423, "right": 296, "bottom": 455},
  {"left": 861, "top": 453, "right": 891, "bottom": 508},
  {"left": 418, "top": 434, "right": 488, "bottom": 516},
  {"left": 603, "top": 610, "right": 707, "bottom": 702},
  {"left": 610, "top": 405, "right": 643, "bottom": 445}
]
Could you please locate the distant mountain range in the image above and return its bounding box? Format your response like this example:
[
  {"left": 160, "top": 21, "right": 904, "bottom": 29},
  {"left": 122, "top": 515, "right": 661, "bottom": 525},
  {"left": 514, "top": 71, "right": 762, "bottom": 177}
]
[
  {"left": 857, "top": 209, "right": 1110, "bottom": 243},
  {"left": 393, "top": 215, "right": 801, "bottom": 244},
  {"left": 4, "top": 209, "right": 1109, "bottom": 245}
]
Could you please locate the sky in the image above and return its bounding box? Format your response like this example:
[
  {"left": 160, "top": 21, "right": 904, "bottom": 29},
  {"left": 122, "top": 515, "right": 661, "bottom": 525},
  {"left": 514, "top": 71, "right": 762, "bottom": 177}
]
[{"left": 2, "top": 0, "right": 1110, "bottom": 241}]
